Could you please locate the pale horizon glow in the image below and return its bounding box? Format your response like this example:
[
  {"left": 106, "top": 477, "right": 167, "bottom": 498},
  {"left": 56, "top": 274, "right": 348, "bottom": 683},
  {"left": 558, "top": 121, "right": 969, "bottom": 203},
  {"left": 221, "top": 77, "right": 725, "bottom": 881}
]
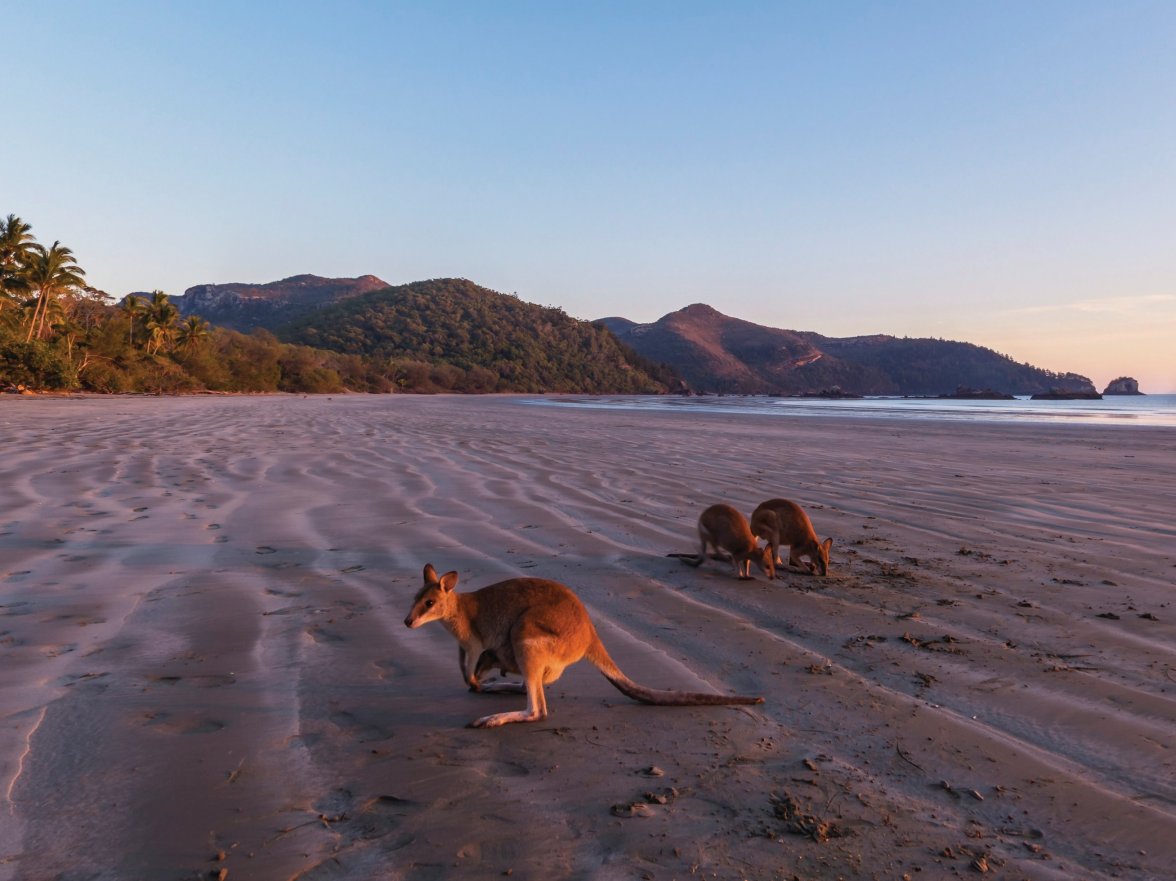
[{"left": 7, "top": 2, "right": 1176, "bottom": 392}]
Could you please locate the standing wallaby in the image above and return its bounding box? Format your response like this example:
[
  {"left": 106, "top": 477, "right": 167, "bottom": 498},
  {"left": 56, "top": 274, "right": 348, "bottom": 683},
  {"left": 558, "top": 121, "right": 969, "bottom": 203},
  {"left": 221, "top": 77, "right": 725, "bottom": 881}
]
[
  {"left": 750, "top": 498, "right": 833, "bottom": 576},
  {"left": 404, "top": 564, "right": 764, "bottom": 728},
  {"left": 670, "top": 503, "right": 774, "bottom": 580}
]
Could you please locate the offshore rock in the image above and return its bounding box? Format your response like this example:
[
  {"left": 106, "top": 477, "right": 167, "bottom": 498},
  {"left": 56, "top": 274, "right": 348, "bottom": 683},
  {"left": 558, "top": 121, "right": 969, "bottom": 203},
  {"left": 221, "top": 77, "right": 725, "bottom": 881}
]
[{"left": 1103, "top": 376, "right": 1144, "bottom": 395}]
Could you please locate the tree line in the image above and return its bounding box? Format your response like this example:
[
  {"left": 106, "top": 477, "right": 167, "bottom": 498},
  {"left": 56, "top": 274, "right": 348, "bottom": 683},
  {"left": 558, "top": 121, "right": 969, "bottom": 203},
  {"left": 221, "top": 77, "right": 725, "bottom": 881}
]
[
  {"left": 1, "top": 214, "right": 675, "bottom": 395},
  {"left": 0, "top": 214, "right": 402, "bottom": 393}
]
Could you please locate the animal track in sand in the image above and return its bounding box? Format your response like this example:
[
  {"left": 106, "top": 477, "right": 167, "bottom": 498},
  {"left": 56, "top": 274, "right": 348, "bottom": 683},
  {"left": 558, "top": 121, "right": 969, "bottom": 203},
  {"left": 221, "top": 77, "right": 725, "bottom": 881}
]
[
  {"left": 42, "top": 612, "right": 107, "bottom": 627},
  {"left": 373, "top": 657, "right": 409, "bottom": 680},
  {"left": 146, "top": 713, "right": 227, "bottom": 735},
  {"left": 146, "top": 673, "right": 237, "bottom": 688},
  {"left": 57, "top": 671, "right": 110, "bottom": 690},
  {"left": 305, "top": 625, "right": 345, "bottom": 644},
  {"left": 302, "top": 789, "right": 414, "bottom": 851},
  {"left": 261, "top": 604, "right": 311, "bottom": 617},
  {"left": 328, "top": 710, "right": 394, "bottom": 743}
]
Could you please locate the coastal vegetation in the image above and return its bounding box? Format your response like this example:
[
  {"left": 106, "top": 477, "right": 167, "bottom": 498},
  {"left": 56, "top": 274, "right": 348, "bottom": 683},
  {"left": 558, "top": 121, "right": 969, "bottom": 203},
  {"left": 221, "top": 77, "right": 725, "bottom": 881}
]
[
  {"left": 0, "top": 215, "right": 389, "bottom": 394},
  {"left": 0, "top": 215, "right": 672, "bottom": 394}
]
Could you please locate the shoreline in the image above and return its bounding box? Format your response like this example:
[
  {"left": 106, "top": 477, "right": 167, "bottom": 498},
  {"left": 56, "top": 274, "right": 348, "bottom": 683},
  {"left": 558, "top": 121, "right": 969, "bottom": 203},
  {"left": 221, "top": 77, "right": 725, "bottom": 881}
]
[{"left": 2, "top": 395, "right": 1173, "bottom": 879}]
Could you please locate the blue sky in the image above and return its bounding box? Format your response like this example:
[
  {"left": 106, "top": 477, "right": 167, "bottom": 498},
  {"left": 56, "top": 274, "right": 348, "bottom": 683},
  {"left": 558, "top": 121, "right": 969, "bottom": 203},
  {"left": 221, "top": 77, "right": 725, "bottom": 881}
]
[{"left": 7, "top": 1, "right": 1175, "bottom": 390}]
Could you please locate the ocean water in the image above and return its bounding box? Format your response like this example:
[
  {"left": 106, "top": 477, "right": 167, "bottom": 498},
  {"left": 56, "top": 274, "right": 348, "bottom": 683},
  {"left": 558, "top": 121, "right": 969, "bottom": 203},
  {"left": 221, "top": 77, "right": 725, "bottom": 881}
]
[{"left": 527, "top": 393, "right": 1176, "bottom": 428}]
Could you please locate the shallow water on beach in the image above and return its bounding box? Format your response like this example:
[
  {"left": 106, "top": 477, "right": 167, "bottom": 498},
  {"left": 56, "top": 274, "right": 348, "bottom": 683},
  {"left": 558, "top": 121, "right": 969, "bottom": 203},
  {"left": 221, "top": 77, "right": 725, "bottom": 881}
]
[{"left": 530, "top": 392, "right": 1176, "bottom": 428}]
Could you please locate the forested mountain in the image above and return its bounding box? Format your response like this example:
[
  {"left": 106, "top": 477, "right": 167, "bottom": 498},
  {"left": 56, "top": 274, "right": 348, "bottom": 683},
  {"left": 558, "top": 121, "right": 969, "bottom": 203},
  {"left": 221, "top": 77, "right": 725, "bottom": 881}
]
[
  {"left": 276, "top": 278, "right": 677, "bottom": 394},
  {"left": 599, "top": 304, "right": 1095, "bottom": 396},
  {"left": 175, "top": 274, "right": 390, "bottom": 332}
]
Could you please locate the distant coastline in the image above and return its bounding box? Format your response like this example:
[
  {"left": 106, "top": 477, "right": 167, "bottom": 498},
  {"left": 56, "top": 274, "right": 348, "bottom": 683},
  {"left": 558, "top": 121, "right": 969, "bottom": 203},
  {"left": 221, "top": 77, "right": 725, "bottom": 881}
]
[{"left": 529, "top": 392, "right": 1176, "bottom": 429}]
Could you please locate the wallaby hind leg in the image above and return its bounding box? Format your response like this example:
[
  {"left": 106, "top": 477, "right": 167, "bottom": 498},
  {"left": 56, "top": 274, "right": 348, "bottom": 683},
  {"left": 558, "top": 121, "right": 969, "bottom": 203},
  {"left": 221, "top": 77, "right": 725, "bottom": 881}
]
[
  {"left": 469, "top": 671, "right": 549, "bottom": 727},
  {"left": 468, "top": 637, "right": 564, "bottom": 727}
]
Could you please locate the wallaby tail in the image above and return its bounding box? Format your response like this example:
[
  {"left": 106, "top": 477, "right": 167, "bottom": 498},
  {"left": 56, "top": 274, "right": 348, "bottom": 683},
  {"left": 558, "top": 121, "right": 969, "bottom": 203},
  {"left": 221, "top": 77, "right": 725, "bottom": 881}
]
[
  {"left": 586, "top": 635, "right": 764, "bottom": 707},
  {"left": 665, "top": 552, "right": 704, "bottom": 567}
]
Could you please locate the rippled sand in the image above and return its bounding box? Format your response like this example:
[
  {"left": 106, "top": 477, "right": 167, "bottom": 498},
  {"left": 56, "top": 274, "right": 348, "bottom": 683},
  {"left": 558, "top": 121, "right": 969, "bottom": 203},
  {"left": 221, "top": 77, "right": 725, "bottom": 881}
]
[{"left": 1, "top": 394, "right": 1173, "bottom": 879}]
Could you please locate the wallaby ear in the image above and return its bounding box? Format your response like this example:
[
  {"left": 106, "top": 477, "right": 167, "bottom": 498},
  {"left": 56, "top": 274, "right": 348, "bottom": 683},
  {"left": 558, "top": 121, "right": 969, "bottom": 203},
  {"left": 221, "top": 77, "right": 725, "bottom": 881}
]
[
  {"left": 822, "top": 538, "right": 833, "bottom": 553},
  {"left": 423, "top": 563, "right": 439, "bottom": 583},
  {"left": 439, "top": 571, "right": 459, "bottom": 593}
]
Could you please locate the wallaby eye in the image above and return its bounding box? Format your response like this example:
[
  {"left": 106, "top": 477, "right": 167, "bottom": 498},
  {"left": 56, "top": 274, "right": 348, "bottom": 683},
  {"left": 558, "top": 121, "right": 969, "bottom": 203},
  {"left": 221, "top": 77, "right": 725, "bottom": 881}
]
[{"left": 425, "top": 599, "right": 435, "bottom": 608}]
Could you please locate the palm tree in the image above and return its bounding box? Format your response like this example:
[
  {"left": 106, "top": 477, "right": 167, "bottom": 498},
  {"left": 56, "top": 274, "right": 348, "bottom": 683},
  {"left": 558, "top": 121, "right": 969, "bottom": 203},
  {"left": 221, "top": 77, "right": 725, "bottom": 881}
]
[
  {"left": 175, "top": 315, "right": 210, "bottom": 352},
  {"left": 0, "top": 214, "right": 37, "bottom": 268},
  {"left": 0, "top": 214, "right": 37, "bottom": 305},
  {"left": 144, "top": 290, "right": 179, "bottom": 355},
  {"left": 122, "top": 294, "right": 144, "bottom": 348},
  {"left": 23, "top": 241, "right": 86, "bottom": 342}
]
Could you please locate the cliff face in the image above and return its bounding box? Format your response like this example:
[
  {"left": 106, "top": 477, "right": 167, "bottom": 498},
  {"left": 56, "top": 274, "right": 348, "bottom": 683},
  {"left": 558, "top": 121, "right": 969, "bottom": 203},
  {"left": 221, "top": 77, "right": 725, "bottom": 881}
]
[
  {"left": 175, "top": 274, "right": 389, "bottom": 331},
  {"left": 1103, "top": 377, "right": 1144, "bottom": 395}
]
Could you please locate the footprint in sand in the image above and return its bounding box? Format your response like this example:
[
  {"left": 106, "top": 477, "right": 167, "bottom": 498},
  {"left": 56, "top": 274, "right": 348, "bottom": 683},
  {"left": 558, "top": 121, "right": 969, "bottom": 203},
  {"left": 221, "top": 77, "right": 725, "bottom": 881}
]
[
  {"left": 57, "top": 671, "right": 110, "bottom": 691},
  {"left": 146, "top": 673, "right": 237, "bottom": 688},
  {"left": 149, "top": 714, "right": 227, "bottom": 735},
  {"left": 328, "top": 710, "right": 394, "bottom": 743},
  {"left": 373, "top": 657, "right": 409, "bottom": 680},
  {"left": 306, "top": 625, "right": 344, "bottom": 644}
]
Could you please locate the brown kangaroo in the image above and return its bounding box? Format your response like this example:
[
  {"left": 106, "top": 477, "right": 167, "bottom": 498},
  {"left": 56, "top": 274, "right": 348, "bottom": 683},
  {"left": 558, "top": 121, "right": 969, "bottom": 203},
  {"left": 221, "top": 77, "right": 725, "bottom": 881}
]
[
  {"left": 404, "top": 564, "right": 764, "bottom": 728},
  {"left": 671, "top": 503, "right": 774, "bottom": 580},
  {"left": 750, "top": 498, "right": 833, "bottom": 576}
]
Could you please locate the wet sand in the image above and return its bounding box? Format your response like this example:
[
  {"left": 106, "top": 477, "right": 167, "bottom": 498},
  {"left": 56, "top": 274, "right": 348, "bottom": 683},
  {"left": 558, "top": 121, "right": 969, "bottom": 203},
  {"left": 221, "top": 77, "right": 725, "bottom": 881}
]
[{"left": 1, "top": 394, "right": 1173, "bottom": 880}]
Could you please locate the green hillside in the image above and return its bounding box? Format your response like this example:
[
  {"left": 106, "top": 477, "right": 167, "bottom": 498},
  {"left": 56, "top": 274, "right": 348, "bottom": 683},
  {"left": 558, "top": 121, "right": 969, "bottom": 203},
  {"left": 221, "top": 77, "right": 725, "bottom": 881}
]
[{"left": 278, "top": 278, "right": 676, "bottom": 393}]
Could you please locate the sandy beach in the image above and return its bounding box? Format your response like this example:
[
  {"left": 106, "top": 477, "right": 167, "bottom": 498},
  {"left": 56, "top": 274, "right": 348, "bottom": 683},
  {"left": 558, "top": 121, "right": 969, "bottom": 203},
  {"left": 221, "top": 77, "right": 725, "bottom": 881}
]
[{"left": 1, "top": 394, "right": 1173, "bottom": 880}]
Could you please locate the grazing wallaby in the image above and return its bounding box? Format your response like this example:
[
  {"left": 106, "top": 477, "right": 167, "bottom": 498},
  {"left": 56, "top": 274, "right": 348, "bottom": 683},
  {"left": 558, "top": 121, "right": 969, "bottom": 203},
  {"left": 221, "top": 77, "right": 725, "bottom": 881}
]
[
  {"left": 670, "top": 503, "right": 774, "bottom": 580},
  {"left": 404, "top": 563, "right": 764, "bottom": 728},
  {"left": 750, "top": 498, "right": 833, "bottom": 576}
]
